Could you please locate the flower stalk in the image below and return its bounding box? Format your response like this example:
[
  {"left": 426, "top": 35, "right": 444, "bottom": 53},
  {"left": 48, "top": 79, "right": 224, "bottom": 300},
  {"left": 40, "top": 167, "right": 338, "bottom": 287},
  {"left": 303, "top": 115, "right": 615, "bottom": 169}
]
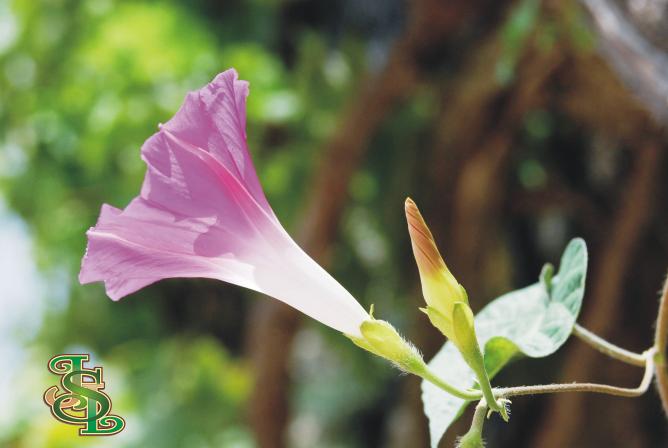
[
  {"left": 456, "top": 400, "right": 488, "bottom": 448},
  {"left": 420, "top": 368, "right": 482, "bottom": 401}
]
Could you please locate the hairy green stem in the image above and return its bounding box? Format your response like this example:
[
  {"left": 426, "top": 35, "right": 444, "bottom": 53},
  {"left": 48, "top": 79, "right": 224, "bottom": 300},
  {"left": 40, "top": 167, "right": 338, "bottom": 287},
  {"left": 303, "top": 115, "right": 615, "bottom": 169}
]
[
  {"left": 470, "top": 400, "right": 488, "bottom": 429},
  {"left": 471, "top": 363, "right": 507, "bottom": 419},
  {"left": 572, "top": 323, "right": 646, "bottom": 367},
  {"left": 457, "top": 400, "right": 488, "bottom": 447},
  {"left": 495, "top": 348, "right": 655, "bottom": 399},
  {"left": 420, "top": 348, "right": 653, "bottom": 415},
  {"left": 420, "top": 367, "right": 482, "bottom": 401},
  {"left": 654, "top": 271, "right": 668, "bottom": 416}
]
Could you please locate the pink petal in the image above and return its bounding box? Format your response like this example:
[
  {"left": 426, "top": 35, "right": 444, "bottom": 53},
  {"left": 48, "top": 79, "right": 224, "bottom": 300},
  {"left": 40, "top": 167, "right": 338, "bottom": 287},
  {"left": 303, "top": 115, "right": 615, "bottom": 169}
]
[
  {"left": 79, "top": 69, "right": 368, "bottom": 336},
  {"left": 160, "top": 69, "right": 274, "bottom": 218}
]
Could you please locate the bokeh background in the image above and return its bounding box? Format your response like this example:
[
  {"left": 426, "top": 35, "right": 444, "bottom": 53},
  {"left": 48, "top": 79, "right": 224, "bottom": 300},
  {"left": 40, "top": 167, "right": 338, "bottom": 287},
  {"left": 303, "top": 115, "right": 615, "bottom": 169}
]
[{"left": 1, "top": 0, "right": 667, "bottom": 447}]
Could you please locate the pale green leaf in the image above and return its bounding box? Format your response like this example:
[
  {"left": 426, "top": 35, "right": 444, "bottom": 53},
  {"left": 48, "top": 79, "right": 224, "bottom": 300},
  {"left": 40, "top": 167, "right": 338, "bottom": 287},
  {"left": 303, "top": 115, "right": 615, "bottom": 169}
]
[{"left": 422, "top": 238, "right": 587, "bottom": 447}]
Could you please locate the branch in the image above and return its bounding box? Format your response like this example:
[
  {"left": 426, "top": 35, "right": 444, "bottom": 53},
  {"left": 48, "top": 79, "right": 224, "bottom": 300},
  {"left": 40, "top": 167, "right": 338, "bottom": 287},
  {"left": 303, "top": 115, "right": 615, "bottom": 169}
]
[{"left": 581, "top": 0, "right": 668, "bottom": 125}]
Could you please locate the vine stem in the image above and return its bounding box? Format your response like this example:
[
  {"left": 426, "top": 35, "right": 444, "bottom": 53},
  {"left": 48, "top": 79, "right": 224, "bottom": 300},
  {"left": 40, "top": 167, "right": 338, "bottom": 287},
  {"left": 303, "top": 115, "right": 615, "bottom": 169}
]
[
  {"left": 470, "top": 400, "right": 488, "bottom": 428},
  {"left": 654, "top": 271, "right": 668, "bottom": 416},
  {"left": 421, "top": 347, "right": 654, "bottom": 402},
  {"left": 572, "top": 323, "right": 646, "bottom": 367},
  {"left": 458, "top": 400, "right": 488, "bottom": 444},
  {"left": 494, "top": 348, "right": 655, "bottom": 399}
]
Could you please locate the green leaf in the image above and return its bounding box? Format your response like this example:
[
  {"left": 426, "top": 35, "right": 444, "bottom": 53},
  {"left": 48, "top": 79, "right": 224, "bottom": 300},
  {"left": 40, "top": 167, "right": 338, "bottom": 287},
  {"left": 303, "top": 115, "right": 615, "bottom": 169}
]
[{"left": 422, "top": 238, "right": 587, "bottom": 447}]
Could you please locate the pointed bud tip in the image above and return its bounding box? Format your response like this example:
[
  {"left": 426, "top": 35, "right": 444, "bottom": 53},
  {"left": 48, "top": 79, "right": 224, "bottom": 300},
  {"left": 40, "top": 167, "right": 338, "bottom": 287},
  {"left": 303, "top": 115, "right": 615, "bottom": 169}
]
[
  {"left": 404, "top": 197, "right": 422, "bottom": 223},
  {"left": 404, "top": 198, "right": 445, "bottom": 276}
]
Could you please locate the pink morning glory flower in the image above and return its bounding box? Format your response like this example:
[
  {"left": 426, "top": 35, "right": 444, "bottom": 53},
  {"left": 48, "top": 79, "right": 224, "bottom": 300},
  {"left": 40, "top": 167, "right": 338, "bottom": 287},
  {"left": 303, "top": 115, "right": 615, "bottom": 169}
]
[{"left": 79, "top": 69, "right": 369, "bottom": 336}]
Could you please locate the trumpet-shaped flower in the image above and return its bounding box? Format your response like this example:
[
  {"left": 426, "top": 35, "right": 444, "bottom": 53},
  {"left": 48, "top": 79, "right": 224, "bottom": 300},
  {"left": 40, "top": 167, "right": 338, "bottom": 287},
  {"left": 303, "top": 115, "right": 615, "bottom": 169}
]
[{"left": 79, "top": 69, "right": 369, "bottom": 336}]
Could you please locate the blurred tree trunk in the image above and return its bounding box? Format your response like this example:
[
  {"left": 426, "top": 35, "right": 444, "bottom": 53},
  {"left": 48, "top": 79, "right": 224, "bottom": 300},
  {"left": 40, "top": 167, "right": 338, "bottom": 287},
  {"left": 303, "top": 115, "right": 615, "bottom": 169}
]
[{"left": 245, "top": 0, "right": 515, "bottom": 445}]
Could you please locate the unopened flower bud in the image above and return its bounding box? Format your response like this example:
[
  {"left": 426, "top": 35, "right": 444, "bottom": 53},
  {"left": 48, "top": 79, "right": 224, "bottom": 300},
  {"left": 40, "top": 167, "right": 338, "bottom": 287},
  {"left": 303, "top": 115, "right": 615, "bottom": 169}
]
[
  {"left": 405, "top": 198, "right": 508, "bottom": 418},
  {"left": 405, "top": 198, "right": 468, "bottom": 341}
]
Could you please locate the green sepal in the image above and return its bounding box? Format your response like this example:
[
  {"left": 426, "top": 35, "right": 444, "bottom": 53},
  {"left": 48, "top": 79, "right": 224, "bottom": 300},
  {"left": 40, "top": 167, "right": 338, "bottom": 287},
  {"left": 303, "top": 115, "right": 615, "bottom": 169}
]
[
  {"left": 456, "top": 427, "right": 485, "bottom": 448},
  {"left": 347, "top": 317, "right": 427, "bottom": 376},
  {"left": 422, "top": 305, "right": 454, "bottom": 341},
  {"left": 458, "top": 284, "right": 469, "bottom": 304},
  {"left": 451, "top": 302, "right": 484, "bottom": 368},
  {"left": 452, "top": 302, "right": 507, "bottom": 420}
]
